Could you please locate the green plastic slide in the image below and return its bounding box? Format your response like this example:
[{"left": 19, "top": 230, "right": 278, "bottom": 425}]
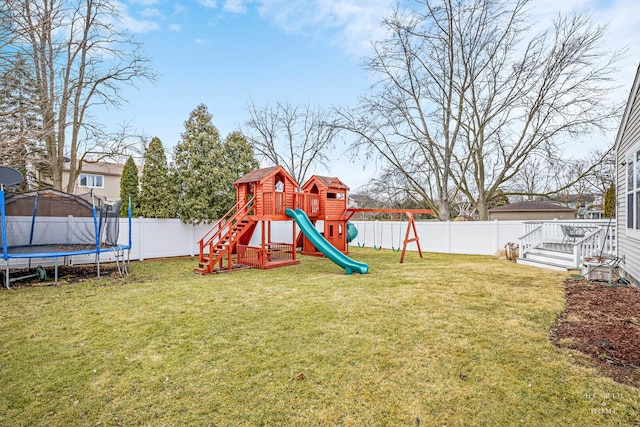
[{"left": 285, "top": 208, "right": 368, "bottom": 275}]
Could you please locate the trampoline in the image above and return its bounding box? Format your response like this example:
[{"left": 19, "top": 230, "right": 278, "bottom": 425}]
[{"left": 1, "top": 176, "right": 132, "bottom": 288}]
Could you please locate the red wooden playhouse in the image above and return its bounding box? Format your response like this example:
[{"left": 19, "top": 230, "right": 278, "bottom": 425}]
[
  {"left": 194, "top": 166, "right": 367, "bottom": 275},
  {"left": 299, "top": 175, "right": 351, "bottom": 255}
]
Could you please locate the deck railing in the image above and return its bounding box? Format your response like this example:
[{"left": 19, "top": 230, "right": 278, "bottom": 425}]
[
  {"left": 236, "top": 242, "right": 295, "bottom": 268},
  {"left": 236, "top": 244, "right": 265, "bottom": 268},
  {"left": 519, "top": 224, "right": 543, "bottom": 256},
  {"left": 262, "top": 192, "right": 291, "bottom": 216},
  {"left": 197, "top": 198, "right": 254, "bottom": 263},
  {"left": 519, "top": 220, "right": 616, "bottom": 267},
  {"left": 296, "top": 193, "right": 321, "bottom": 217}
]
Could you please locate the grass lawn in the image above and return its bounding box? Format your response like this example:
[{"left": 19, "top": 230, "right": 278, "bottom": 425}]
[{"left": 0, "top": 248, "right": 637, "bottom": 426}]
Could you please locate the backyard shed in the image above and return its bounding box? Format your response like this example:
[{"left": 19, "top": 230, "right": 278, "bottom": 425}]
[
  {"left": 488, "top": 201, "right": 577, "bottom": 221},
  {"left": 614, "top": 63, "right": 640, "bottom": 286}
]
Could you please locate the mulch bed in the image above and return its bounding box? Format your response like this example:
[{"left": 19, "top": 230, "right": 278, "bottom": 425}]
[{"left": 551, "top": 277, "right": 640, "bottom": 388}]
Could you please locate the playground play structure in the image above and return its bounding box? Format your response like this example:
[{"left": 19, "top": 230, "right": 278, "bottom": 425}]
[
  {"left": 194, "top": 166, "right": 433, "bottom": 275},
  {"left": 1, "top": 166, "right": 131, "bottom": 289}
]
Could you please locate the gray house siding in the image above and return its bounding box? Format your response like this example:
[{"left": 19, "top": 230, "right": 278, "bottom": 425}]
[{"left": 615, "top": 64, "right": 640, "bottom": 285}]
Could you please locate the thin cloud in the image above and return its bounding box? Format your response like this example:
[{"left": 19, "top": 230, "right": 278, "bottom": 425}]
[
  {"left": 224, "top": 0, "right": 248, "bottom": 13},
  {"left": 198, "top": 0, "right": 218, "bottom": 9},
  {"left": 128, "top": 0, "right": 161, "bottom": 5},
  {"left": 139, "top": 7, "right": 164, "bottom": 18},
  {"left": 254, "top": 0, "right": 395, "bottom": 56},
  {"left": 121, "top": 15, "right": 162, "bottom": 33},
  {"left": 113, "top": 1, "right": 161, "bottom": 33},
  {"left": 172, "top": 4, "right": 187, "bottom": 16}
]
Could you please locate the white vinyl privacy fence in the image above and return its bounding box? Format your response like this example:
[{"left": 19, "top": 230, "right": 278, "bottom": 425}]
[
  {"left": 4, "top": 217, "right": 527, "bottom": 269},
  {"left": 349, "top": 220, "right": 524, "bottom": 255}
]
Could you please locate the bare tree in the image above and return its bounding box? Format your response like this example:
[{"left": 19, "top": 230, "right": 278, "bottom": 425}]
[
  {"left": 4, "top": 0, "right": 155, "bottom": 192},
  {"left": 509, "top": 148, "right": 614, "bottom": 207},
  {"left": 338, "top": 0, "right": 622, "bottom": 220},
  {"left": 508, "top": 156, "right": 554, "bottom": 200},
  {"left": 545, "top": 149, "right": 614, "bottom": 211},
  {"left": 0, "top": 0, "right": 17, "bottom": 63},
  {"left": 243, "top": 101, "right": 340, "bottom": 186}
]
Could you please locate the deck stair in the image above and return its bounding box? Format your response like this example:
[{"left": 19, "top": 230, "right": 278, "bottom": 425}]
[
  {"left": 516, "top": 246, "right": 577, "bottom": 271},
  {"left": 517, "top": 221, "right": 616, "bottom": 271},
  {"left": 194, "top": 200, "right": 255, "bottom": 274}
]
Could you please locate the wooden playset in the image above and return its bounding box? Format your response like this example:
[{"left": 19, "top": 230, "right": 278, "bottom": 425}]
[{"left": 194, "top": 166, "right": 433, "bottom": 275}]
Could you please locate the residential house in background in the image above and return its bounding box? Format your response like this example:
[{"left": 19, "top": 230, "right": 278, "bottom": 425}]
[
  {"left": 348, "top": 193, "right": 376, "bottom": 209},
  {"left": 64, "top": 160, "right": 139, "bottom": 202},
  {"left": 614, "top": 63, "right": 640, "bottom": 286},
  {"left": 546, "top": 193, "right": 604, "bottom": 219},
  {"left": 35, "top": 159, "right": 141, "bottom": 202},
  {"left": 488, "top": 200, "right": 577, "bottom": 220}
]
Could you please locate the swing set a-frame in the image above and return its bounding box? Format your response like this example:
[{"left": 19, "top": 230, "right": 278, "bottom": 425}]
[{"left": 345, "top": 208, "right": 434, "bottom": 263}]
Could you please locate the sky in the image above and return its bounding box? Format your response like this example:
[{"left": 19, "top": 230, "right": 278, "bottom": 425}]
[{"left": 102, "top": 0, "right": 640, "bottom": 190}]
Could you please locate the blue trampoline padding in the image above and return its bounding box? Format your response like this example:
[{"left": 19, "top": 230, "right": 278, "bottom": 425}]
[{"left": 1, "top": 244, "right": 131, "bottom": 259}]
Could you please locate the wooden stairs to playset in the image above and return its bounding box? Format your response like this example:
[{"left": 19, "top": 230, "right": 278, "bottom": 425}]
[{"left": 194, "top": 199, "right": 257, "bottom": 274}]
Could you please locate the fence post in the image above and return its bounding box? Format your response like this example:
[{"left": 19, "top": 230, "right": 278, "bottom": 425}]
[
  {"left": 138, "top": 217, "right": 144, "bottom": 261},
  {"left": 190, "top": 224, "right": 196, "bottom": 257},
  {"left": 68, "top": 215, "right": 73, "bottom": 243}
]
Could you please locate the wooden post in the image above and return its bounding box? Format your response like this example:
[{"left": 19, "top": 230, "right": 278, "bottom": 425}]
[
  {"left": 261, "top": 220, "right": 266, "bottom": 268},
  {"left": 292, "top": 220, "right": 297, "bottom": 261},
  {"left": 227, "top": 224, "right": 233, "bottom": 271},
  {"left": 400, "top": 212, "right": 423, "bottom": 263}
]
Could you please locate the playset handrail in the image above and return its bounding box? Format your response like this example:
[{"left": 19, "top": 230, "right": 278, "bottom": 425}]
[{"left": 197, "top": 198, "right": 254, "bottom": 263}]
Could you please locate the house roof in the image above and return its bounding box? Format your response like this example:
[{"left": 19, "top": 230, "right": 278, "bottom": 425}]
[
  {"left": 488, "top": 200, "right": 576, "bottom": 212},
  {"left": 63, "top": 161, "right": 142, "bottom": 176},
  {"left": 614, "top": 63, "right": 640, "bottom": 151},
  {"left": 302, "top": 175, "right": 349, "bottom": 191},
  {"left": 233, "top": 166, "right": 295, "bottom": 186},
  {"left": 546, "top": 194, "right": 597, "bottom": 205}
]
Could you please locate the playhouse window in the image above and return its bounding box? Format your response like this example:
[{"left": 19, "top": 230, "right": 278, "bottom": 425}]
[
  {"left": 275, "top": 180, "right": 284, "bottom": 192},
  {"left": 79, "top": 173, "right": 104, "bottom": 188}
]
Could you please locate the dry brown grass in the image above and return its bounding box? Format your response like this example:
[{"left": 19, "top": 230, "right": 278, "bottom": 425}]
[{"left": 0, "top": 249, "right": 637, "bottom": 426}]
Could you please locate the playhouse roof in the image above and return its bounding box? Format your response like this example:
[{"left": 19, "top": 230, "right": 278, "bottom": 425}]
[
  {"left": 302, "top": 175, "right": 349, "bottom": 191},
  {"left": 233, "top": 166, "right": 297, "bottom": 186}
]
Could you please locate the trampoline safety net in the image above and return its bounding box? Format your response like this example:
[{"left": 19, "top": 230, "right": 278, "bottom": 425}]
[{"left": 1, "top": 189, "right": 122, "bottom": 254}]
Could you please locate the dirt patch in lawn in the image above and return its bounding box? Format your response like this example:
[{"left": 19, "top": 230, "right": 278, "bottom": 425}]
[{"left": 551, "top": 277, "right": 640, "bottom": 388}]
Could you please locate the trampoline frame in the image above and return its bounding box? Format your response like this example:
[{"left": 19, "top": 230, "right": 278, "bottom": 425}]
[{"left": 1, "top": 189, "right": 132, "bottom": 289}]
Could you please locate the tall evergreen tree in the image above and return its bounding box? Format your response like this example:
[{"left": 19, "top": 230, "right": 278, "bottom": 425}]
[
  {"left": 221, "top": 131, "right": 260, "bottom": 208},
  {"left": 604, "top": 182, "right": 615, "bottom": 218},
  {"left": 0, "top": 54, "right": 42, "bottom": 188},
  {"left": 119, "top": 156, "right": 140, "bottom": 217},
  {"left": 173, "top": 104, "right": 225, "bottom": 224},
  {"left": 140, "top": 137, "right": 175, "bottom": 218}
]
